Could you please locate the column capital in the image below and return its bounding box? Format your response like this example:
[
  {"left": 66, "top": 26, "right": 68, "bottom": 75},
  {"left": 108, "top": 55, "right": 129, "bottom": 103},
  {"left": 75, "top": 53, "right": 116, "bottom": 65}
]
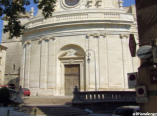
[
  {"left": 49, "top": 36, "right": 55, "bottom": 41},
  {"left": 86, "top": 32, "right": 107, "bottom": 38},
  {"left": 24, "top": 40, "right": 31, "bottom": 45},
  {"left": 91, "top": 33, "right": 100, "bottom": 38},
  {"left": 86, "top": 33, "right": 91, "bottom": 38},
  {"left": 100, "top": 33, "right": 107, "bottom": 37},
  {"left": 42, "top": 36, "right": 49, "bottom": 41},
  {"left": 38, "top": 38, "right": 43, "bottom": 43},
  {"left": 120, "top": 34, "right": 129, "bottom": 39}
]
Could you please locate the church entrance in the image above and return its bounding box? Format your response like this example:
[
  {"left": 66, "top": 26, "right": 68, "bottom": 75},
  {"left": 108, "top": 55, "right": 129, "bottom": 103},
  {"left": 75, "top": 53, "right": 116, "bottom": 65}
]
[{"left": 64, "top": 64, "right": 80, "bottom": 96}]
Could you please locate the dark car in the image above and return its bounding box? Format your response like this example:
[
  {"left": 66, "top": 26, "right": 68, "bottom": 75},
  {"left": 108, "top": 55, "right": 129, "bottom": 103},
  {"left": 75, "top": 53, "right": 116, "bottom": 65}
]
[
  {"left": 22, "top": 88, "right": 30, "bottom": 96},
  {"left": 8, "top": 84, "right": 16, "bottom": 89},
  {"left": 112, "top": 106, "right": 140, "bottom": 116}
]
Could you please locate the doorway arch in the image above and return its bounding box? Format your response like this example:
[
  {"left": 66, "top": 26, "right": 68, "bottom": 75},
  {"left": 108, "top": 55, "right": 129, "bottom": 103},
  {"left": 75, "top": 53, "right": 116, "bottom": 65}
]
[{"left": 58, "top": 44, "right": 85, "bottom": 96}]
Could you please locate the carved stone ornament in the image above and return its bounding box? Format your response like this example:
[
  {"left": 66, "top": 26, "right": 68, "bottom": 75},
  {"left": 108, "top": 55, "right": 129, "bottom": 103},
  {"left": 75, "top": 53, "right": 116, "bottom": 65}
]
[
  {"left": 27, "top": 40, "right": 31, "bottom": 44},
  {"left": 65, "top": 49, "right": 77, "bottom": 57},
  {"left": 120, "top": 34, "right": 129, "bottom": 39}
]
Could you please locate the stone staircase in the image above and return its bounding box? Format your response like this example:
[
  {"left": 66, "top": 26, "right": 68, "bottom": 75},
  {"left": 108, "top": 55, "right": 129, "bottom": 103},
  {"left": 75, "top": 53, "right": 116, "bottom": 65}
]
[
  {"left": 19, "top": 96, "right": 88, "bottom": 116},
  {"left": 23, "top": 96, "right": 73, "bottom": 106}
]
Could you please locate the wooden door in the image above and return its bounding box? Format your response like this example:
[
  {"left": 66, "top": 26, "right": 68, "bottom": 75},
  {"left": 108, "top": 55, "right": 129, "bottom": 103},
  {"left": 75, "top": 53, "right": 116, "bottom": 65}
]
[{"left": 65, "top": 64, "right": 80, "bottom": 96}]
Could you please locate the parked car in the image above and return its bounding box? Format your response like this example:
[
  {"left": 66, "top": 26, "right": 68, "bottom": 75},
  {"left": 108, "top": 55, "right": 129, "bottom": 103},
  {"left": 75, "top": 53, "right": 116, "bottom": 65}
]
[
  {"left": 0, "top": 85, "right": 8, "bottom": 88},
  {"left": 22, "top": 88, "right": 30, "bottom": 96},
  {"left": 112, "top": 106, "right": 140, "bottom": 116}
]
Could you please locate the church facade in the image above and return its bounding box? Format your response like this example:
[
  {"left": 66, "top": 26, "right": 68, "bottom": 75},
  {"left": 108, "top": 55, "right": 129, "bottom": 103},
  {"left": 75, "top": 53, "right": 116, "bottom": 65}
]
[{"left": 2, "top": 0, "right": 139, "bottom": 96}]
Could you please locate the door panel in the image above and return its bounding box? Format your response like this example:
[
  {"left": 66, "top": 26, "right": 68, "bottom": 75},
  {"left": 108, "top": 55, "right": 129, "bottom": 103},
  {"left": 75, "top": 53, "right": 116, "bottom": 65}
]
[{"left": 65, "top": 64, "right": 80, "bottom": 96}]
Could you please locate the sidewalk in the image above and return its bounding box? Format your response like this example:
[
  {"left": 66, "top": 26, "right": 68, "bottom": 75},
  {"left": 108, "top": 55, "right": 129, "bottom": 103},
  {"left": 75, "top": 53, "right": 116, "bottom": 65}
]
[
  {"left": 20, "top": 96, "right": 88, "bottom": 116},
  {"left": 0, "top": 107, "right": 30, "bottom": 116},
  {"left": 23, "top": 96, "right": 73, "bottom": 106}
]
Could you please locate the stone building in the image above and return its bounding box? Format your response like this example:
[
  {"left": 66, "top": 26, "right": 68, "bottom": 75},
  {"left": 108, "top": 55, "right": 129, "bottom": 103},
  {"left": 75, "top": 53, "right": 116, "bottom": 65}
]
[
  {"left": 2, "top": 0, "right": 139, "bottom": 96},
  {"left": 0, "top": 45, "right": 7, "bottom": 85}
]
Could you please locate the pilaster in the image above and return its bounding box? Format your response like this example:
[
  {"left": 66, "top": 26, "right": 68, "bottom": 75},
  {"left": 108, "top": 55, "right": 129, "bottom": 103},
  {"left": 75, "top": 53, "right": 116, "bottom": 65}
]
[
  {"left": 85, "top": 34, "right": 90, "bottom": 90},
  {"left": 24, "top": 41, "right": 31, "bottom": 88},
  {"left": 20, "top": 44, "right": 26, "bottom": 87},
  {"left": 47, "top": 37, "right": 56, "bottom": 90},
  {"left": 120, "top": 34, "right": 133, "bottom": 89},
  {"left": 39, "top": 37, "right": 49, "bottom": 89},
  {"left": 99, "top": 33, "right": 109, "bottom": 90}
]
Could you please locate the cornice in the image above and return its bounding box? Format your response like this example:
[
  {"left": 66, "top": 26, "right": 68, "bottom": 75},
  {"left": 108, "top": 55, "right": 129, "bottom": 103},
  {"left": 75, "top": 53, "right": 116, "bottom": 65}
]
[{"left": 24, "top": 10, "right": 134, "bottom": 31}]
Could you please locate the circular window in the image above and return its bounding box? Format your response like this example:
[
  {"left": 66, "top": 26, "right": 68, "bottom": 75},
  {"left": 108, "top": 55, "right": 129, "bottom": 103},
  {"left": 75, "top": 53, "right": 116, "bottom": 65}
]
[{"left": 64, "top": 0, "right": 80, "bottom": 7}]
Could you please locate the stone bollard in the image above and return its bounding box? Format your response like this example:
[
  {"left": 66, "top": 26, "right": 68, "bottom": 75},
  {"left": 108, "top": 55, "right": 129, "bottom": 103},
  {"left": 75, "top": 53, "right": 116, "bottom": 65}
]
[
  {"left": 34, "top": 108, "right": 37, "bottom": 116},
  {"left": 7, "top": 109, "right": 10, "bottom": 116}
]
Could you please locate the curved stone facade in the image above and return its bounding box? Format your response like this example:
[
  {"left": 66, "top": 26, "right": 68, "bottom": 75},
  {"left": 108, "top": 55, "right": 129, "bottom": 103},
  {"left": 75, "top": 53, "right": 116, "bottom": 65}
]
[{"left": 20, "top": 0, "right": 139, "bottom": 96}]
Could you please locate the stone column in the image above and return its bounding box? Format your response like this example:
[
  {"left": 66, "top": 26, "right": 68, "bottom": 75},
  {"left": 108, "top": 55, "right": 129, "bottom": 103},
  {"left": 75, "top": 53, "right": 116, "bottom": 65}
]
[
  {"left": 24, "top": 41, "right": 31, "bottom": 88},
  {"left": 80, "top": 62, "right": 85, "bottom": 91},
  {"left": 95, "top": 34, "right": 100, "bottom": 91},
  {"left": 120, "top": 34, "right": 133, "bottom": 89},
  {"left": 88, "top": 33, "right": 100, "bottom": 91},
  {"left": 85, "top": 34, "right": 90, "bottom": 91},
  {"left": 86, "top": 34, "right": 96, "bottom": 91},
  {"left": 105, "top": 35, "right": 110, "bottom": 88},
  {"left": 60, "top": 63, "right": 65, "bottom": 96},
  {"left": 29, "top": 39, "right": 41, "bottom": 89},
  {"left": 47, "top": 37, "right": 56, "bottom": 89},
  {"left": 98, "top": 33, "right": 109, "bottom": 90},
  {"left": 39, "top": 38, "right": 49, "bottom": 89},
  {"left": 20, "top": 44, "right": 26, "bottom": 87}
]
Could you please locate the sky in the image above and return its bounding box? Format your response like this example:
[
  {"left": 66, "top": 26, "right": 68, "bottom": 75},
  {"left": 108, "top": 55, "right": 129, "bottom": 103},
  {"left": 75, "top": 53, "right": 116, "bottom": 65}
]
[{"left": 0, "top": 0, "right": 136, "bottom": 43}]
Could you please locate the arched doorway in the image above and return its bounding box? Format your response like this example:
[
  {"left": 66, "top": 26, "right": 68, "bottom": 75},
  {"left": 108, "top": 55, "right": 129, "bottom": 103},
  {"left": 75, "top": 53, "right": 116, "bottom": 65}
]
[{"left": 58, "top": 44, "right": 85, "bottom": 96}]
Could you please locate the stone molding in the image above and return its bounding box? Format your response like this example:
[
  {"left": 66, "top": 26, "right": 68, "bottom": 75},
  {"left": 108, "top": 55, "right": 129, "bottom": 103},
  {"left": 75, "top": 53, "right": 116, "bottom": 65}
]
[
  {"left": 23, "top": 36, "right": 56, "bottom": 45},
  {"left": 86, "top": 32, "right": 106, "bottom": 38},
  {"left": 25, "top": 10, "right": 134, "bottom": 30}
]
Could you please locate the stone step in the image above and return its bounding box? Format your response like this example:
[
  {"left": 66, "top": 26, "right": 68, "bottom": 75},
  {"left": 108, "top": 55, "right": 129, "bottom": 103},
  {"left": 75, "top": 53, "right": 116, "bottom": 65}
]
[
  {"left": 23, "top": 96, "right": 73, "bottom": 105},
  {"left": 20, "top": 96, "right": 88, "bottom": 116}
]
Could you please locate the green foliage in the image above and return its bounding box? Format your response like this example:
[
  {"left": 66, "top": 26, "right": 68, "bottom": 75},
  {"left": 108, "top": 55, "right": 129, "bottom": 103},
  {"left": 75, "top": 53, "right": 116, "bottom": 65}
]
[
  {"left": 0, "top": 87, "right": 10, "bottom": 106},
  {"left": 0, "top": 0, "right": 56, "bottom": 38},
  {"left": 38, "top": 0, "right": 56, "bottom": 18}
]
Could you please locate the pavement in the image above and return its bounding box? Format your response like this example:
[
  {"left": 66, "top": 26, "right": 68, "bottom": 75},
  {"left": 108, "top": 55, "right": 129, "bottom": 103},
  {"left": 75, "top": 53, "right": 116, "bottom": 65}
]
[
  {"left": 0, "top": 96, "right": 112, "bottom": 116},
  {"left": 12, "top": 96, "right": 89, "bottom": 116},
  {"left": 22, "top": 96, "right": 73, "bottom": 106}
]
